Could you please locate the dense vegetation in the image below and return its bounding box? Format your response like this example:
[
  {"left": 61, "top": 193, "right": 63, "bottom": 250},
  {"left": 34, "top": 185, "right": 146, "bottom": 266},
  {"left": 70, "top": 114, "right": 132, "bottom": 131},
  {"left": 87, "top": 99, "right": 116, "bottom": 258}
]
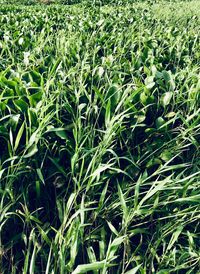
[{"left": 0, "top": 1, "right": 200, "bottom": 273}]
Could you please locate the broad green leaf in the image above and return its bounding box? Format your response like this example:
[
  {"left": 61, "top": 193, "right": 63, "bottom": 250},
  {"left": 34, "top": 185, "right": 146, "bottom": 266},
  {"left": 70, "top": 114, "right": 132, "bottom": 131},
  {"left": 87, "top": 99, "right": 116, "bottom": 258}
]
[
  {"left": 14, "top": 99, "right": 29, "bottom": 112},
  {"left": 155, "top": 117, "right": 165, "bottom": 129},
  {"left": 145, "top": 76, "right": 155, "bottom": 89},
  {"left": 161, "top": 91, "right": 173, "bottom": 107}
]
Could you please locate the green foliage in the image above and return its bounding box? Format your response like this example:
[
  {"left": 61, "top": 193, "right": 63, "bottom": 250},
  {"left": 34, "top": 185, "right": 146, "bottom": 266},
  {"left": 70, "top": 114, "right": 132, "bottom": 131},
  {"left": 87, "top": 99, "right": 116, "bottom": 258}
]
[{"left": 0, "top": 1, "right": 200, "bottom": 273}]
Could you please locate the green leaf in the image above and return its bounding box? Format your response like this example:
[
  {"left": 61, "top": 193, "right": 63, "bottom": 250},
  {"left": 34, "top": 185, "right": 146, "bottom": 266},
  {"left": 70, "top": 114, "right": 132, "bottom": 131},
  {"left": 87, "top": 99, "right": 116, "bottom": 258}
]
[
  {"left": 29, "top": 244, "right": 37, "bottom": 274},
  {"left": 72, "top": 261, "right": 107, "bottom": 274},
  {"left": 145, "top": 76, "right": 155, "bottom": 89},
  {"left": 161, "top": 91, "right": 173, "bottom": 107},
  {"left": 29, "top": 90, "right": 43, "bottom": 107},
  {"left": 162, "top": 70, "right": 175, "bottom": 91},
  {"left": 45, "top": 246, "right": 52, "bottom": 274},
  {"left": 107, "top": 221, "right": 119, "bottom": 236},
  {"left": 108, "top": 236, "right": 125, "bottom": 260},
  {"left": 140, "top": 92, "right": 148, "bottom": 105},
  {"left": 49, "top": 58, "right": 61, "bottom": 76},
  {"left": 14, "top": 99, "right": 29, "bottom": 112},
  {"left": 0, "top": 169, "right": 5, "bottom": 180},
  {"left": 124, "top": 264, "right": 142, "bottom": 274},
  {"left": 55, "top": 130, "right": 68, "bottom": 140},
  {"left": 87, "top": 246, "right": 97, "bottom": 265},
  {"left": 155, "top": 117, "right": 165, "bottom": 129},
  {"left": 118, "top": 184, "right": 128, "bottom": 225},
  {"left": 36, "top": 168, "right": 45, "bottom": 184},
  {"left": 14, "top": 122, "right": 25, "bottom": 152},
  {"left": 105, "top": 99, "right": 111, "bottom": 127},
  {"left": 24, "top": 144, "right": 38, "bottom": 158},
  {"left": 167, "top": 226, "right": 183, "bottom": 251}
]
